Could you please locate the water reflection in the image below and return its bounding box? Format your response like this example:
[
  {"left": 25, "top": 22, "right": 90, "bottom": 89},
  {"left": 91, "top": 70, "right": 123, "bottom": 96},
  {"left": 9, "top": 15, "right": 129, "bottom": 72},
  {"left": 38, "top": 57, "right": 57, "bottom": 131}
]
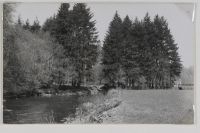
[{"left": 3, "top": 95, "right": 81, "bottom": 124}]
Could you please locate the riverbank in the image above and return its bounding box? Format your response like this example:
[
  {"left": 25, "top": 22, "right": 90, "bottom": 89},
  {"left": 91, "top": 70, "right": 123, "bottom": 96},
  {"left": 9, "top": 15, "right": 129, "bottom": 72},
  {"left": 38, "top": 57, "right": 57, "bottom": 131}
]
[
  {"left": 3, "top": 85, "right": 105, "bottom": 100},
  {"left": 64, "top": 89, "right": 122, "bottom": 123},
  {"left": 63, "top": 89, "right": 194, "bottom": 124}
]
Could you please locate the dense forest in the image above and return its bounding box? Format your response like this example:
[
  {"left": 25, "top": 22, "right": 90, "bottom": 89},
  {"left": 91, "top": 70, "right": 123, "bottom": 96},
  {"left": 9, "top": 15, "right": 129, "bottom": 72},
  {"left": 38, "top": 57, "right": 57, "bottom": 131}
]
[{"left": 3, "top": 3, "right": 188, "bottom": 96}]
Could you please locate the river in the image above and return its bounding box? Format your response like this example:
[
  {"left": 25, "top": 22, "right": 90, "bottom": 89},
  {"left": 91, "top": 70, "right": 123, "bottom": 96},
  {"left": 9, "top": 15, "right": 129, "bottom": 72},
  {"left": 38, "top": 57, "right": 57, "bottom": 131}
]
[{"left": 3, "top": 94, "right": 96, "bottom": 124}]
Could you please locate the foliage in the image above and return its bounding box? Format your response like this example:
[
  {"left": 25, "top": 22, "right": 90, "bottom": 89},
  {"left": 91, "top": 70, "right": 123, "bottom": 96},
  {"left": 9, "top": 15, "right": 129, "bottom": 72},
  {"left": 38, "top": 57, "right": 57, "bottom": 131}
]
[
  {"left": 3, "top": 3, "right": 67, "bottom": 94},
  {"left": 102, "top": 12, "right": 123, "bottom": 85},
  {"left": 23, "top": 19, "right": 31, "bottom": 30},
  {"left": 180, "top": 66, "right": 194, "bottom": 84},
  {"left": 3, "top": 3, "right": 25, "bottom": 93},
  {"left": 30, "top": 17, "right": 41, "bottom": 33},
  {"left": 3, "top": 3, "right": 183, "bottom": 95},
  {"left": 43, "top": 3, "right": 100, "bottom": 86},
  {"left": 102, "top": 12, "right": 182, "bottom": 89}
]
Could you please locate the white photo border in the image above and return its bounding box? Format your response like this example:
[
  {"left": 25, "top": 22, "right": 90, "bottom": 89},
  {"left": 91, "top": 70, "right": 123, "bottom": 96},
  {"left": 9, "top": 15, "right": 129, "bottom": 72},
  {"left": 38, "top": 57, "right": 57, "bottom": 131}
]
[{"left": 0, "top": 0, "right": 199, "bottom": 133}]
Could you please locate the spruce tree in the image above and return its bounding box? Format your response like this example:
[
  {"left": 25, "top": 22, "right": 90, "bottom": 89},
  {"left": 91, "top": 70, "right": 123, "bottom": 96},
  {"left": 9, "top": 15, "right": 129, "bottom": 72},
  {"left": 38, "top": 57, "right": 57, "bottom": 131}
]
[
  {"left": 147, "top": 15, "right": 182, "bottom": 88},
  {"left": 153, "top": 15, "right": 169, "bottom": 88},
  {"left": 30, "top": 17, "right": 41, "bottom": 33},
  {"left": 23, "top": 19, "right": 30, "bottom": 30},
  {"left": 54, "top": 3, "right": 71, "bottom": 46},
  {"left": 49, "top": 3, "right": 72, "bottom": 86},
  {"left": 122, "top": 16, "right": 141, "bottom": 88},
  {"left": 165, "top": 30, "right": 182, "bottom": 87},
  {"left": 102, "top": 11, "right": 123, "bottom": 86},
  {"left": 70, "top": 3, "right": 99, "bottom": 86},
  {"left": 17, "top": 15, "right": 22, "bottom": 26},
  {"left": 138, "top": 13, "right": 155, "bottom": 88},
  {"left": 102, "top": 12, "right": 182, "bottom": 89},
  {"left": 42, "top": 15, "right": 57, "bottom": 36},
  {"left": 54, "top": 3, "right": 99, "bottom": 86}
]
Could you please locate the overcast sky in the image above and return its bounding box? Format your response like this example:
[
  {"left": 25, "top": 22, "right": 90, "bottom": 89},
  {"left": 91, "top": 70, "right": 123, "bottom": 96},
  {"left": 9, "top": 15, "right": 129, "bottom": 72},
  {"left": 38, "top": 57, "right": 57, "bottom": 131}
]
[{"left": 12, "top": 3, "right": 195, "bottom": 68}]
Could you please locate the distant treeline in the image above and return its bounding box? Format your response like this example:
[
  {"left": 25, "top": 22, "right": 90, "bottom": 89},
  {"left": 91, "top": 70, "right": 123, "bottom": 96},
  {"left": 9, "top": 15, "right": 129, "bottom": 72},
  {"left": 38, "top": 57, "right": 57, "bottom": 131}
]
[
  {"left": 180, "top": 66, "right": 194, "bottom": 85},
  {"left": 3, "top": 3, "right": 183, "bottom": 95}
]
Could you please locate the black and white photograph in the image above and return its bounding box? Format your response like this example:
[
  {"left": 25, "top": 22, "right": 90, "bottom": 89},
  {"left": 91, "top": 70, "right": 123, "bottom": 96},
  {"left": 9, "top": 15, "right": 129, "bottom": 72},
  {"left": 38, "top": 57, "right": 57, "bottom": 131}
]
[{"left": 3, "top": 2, "right": 195, "bottom": 124}]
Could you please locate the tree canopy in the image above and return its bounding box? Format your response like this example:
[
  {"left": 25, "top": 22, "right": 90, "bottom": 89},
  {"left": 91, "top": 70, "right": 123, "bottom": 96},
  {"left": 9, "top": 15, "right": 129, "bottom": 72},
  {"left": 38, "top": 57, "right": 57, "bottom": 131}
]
[{"left": 102, "top": 12, "right": 182, "bottom": 89}]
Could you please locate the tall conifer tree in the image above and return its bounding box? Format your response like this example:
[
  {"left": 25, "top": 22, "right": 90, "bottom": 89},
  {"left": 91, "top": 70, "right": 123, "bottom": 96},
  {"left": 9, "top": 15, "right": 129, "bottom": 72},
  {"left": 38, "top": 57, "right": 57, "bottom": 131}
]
[
  {"left": 71, "top": 3, "right": 99, "bottom": 86},
  {"left": 102, "top": 11, "right": 123, "bottom": 85},
  {"left": 121, "top": 15, "right": 140, "bottom": 87}
]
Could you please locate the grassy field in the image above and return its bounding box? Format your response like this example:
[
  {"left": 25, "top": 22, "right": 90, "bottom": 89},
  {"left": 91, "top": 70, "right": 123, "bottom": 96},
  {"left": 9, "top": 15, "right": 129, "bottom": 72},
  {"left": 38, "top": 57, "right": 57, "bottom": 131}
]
[{"left": 102, "top": 89, "right": 194, "bottom": 124}]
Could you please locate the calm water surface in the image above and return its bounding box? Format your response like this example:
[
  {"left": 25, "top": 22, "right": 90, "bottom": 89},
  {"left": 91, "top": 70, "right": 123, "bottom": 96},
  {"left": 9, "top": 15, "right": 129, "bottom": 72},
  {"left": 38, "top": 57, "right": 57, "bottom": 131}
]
[{"left": 3, "top": 94, "right": 93, "bottom": 124}]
